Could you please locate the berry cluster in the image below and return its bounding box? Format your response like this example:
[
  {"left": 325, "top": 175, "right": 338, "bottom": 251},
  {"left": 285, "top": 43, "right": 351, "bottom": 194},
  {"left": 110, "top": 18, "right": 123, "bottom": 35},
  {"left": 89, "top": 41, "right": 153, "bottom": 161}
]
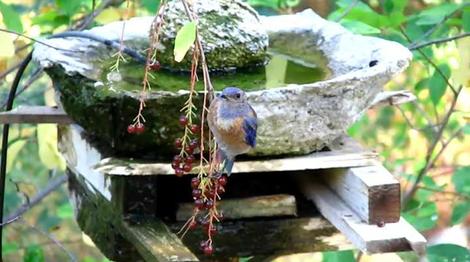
[
  {"left": 127, "top": 123, "right": 145, "bottom": 134},
  {"left": 172, "top": 115, "right": 201, "bottom": 176},
  {"left": 183, "top": 174, "right": 227, "bottom": 255}
]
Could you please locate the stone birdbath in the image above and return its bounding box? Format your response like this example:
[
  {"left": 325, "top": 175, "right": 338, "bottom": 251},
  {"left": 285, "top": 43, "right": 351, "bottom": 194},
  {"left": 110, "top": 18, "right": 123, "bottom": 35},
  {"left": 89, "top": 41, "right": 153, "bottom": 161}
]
[{"left": 33, "top": 0, "right": 412, "bottom": 160}]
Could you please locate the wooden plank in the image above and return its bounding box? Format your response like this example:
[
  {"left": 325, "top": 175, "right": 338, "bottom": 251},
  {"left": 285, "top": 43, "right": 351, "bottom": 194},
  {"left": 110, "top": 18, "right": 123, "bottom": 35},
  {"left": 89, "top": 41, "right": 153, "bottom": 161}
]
[
  {"left": 94, "top": 136, "right": 378, "bottom": 176},
  {"left": 322, "top": 165, "right": 400, "bottom": 224},
  {"left": 0, "top": 106, "right": 73, "bottom": 124},
  {"left": 176, "top": 194, "right": 297, "bottom": 221},
  {"left": 122, "top": 220, "right": 199, "bottom": 262},
  {"left": 168, "top": 217, "right": 353, "bottom": 257},
  {"left": 299, "top": 176, "right": 426, "bottom": 254}
]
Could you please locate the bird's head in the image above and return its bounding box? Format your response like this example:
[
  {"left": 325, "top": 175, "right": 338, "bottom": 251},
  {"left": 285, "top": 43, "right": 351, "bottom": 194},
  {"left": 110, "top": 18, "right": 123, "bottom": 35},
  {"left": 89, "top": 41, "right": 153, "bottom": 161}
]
[{"left": 219, "top": 87, "right": 247, "bottom": 103}]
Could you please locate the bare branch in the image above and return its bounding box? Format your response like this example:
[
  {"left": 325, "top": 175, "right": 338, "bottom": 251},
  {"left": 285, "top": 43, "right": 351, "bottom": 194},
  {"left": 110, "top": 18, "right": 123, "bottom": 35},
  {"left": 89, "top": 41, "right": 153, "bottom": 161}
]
[
  {"left": 409, "top": 32, "right": 470, "bottom": 51},
  {"left": 0, "top": 29, "right": 72, "bottom": 52}
]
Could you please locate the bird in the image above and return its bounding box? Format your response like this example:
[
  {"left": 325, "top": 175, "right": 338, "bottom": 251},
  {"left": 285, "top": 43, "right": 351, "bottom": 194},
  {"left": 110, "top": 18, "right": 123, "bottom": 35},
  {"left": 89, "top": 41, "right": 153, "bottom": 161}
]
[{"left": 208, "top": 87, "right": 257, "bottom": 176}]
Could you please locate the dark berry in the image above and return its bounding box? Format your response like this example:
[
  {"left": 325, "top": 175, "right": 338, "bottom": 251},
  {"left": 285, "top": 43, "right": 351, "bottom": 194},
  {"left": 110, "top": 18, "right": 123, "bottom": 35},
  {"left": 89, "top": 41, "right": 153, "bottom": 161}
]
[
  {"left": 205, "top": 199, "right": 214, "bottom": 209},
  {"left": 188, "top": 220, "right": 197, "bottom": 230},
  {"left": 173, "top": 155, "right": 183, "bottom": 164},
  {"left": 179, "top": 115, "right": 188, "bottom": 127},
  {"left": 175, "top": 138, "right": 183, "bottom": 149},
  {"left": 199, "top": 240, "right": 208, "bottom": 250},
  {"left": 191, "top": 177, "right": 200, "bottom": 189},
  {"left": 218, "top": 175, "right": 227, "bottom": 186},
  {"left": 192, "top": 189, "right": 202, "bottom": 199},
  {"left": 149, "top": 60, "right": 161, "bottom": 71},
  {"left": 203, "top": 244, "right": 214, "bottom": 255},
  {"left": 185, "top": 146, "right": 194, "bottom": 155},
  {"left": 175, "top": 168, "right": 184, "bottom": 177},
  {"left": 189, "top": 124, "right": 200, "bottom": 134},
  {"left": 185, "top": 155, "right": 195, "bottom": 164},
  {"left": 189, "top": 139, "right": 199, "bottom": 150},
  {"left": 127, "top": 124, "right": 136, "bottom": 134},
  {"left": 183, "top": 163, "right": 193, "bottom": 172},
  {"left": 135, "top": 123, "right": 145, "bottom": 134},
  {"left": 194, "top": 199, "right": 204, "bottom": 209},
  {"left": 171, "top": 161, "right": 180, "bottom": 170}
]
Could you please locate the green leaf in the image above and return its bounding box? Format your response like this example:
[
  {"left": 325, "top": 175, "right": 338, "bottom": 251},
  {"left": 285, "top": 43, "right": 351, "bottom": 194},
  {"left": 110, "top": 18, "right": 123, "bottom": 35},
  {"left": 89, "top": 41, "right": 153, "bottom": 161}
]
[
  {"left": 339, "top": 19, "right": 381, "bottom": 34},
  {"left": 57, "top": 202, "right": 74, "bottom": 219},
  {"left": 463, "top": 124, "right": 470, "bottom": 134},
  {"left": 7, "top": 139, "right": 27, "bottom": 173},
  {"left": 452, "top": 166, "right": 470, "bottom": 194},
  {"left": 3, "top": 242, "right": 19, "bottom": 256},
  {"left": 403, "top": 200, "right": 438, "bottom": 231},
  {"left": 427, "top": 244, "right": 470, "bottom": 262},
  {"left": 55, "top": 0, "right": 82, "bottom": 16},
  {"left": 428, "top": 63, "right": 451, "bottom": 105},
  {"left": 37, "top": 124, "right": 66, "bottom": 171},
  {"left": 451, "top": 202, "right": 470, "bottom": 225},
  {"left": 0, "top": 2, "right": 24, "bottom": 32},
  {"left": 141, "top": 0, "right": 161, "bottom": 13},
  {"left": 247, "top": 0, "right": 279, "bottom": 10},
  {"left": 463, "top": 9, "right": 470, "bottom": 32},
  {"left": 173, "top": 21, "right": 197, "bottom": 63},
  {"left": 24, "top": 245, "right": 45, "bottom": 262},
  {"left": 322, "top": 250, "right": 355, "bottom": 262},
  {"left": 416, "top": 3, "right": 459, "bottom": 25}
]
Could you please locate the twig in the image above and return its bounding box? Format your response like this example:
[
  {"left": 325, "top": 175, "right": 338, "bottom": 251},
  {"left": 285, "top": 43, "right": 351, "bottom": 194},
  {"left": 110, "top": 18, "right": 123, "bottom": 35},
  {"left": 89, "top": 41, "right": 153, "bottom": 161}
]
[
  {"left": 1, "top": 68, "right": 42, "bottom": 110},
  {"left": 334, "top": 0, "right": 359, "bottom": 22},
  {"left": 0, "top": 29, "right": 72, "bottom": 52},
  {"left": 0, "top": 216, "right": 20, "bottom": 227},
  {"left": 19, "top": 218, "right": 77, "bottom": 262},
  {"left": 402, "top": 86, "right": 463, "bottom": 204},
  {"left": 409, "top": 32, "right": 470, "bottom": 51},
  {"left": 3, "top": 175, "right": 67, "bottom": 224},
  {"left": 417, "top": 186, "right": 470, "bottom": 200}
]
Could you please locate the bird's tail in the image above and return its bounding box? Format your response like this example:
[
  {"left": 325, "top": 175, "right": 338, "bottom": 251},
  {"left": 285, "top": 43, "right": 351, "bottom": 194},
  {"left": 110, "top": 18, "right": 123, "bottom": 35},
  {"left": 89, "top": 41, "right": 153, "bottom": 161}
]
[{"left": 217, "top": 149, "right": 234, "bottom": 176}]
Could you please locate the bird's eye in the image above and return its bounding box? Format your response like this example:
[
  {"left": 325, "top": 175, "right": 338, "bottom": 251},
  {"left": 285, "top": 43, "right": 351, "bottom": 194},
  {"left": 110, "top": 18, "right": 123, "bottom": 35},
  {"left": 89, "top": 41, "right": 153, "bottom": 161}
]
[
  {"left": 235, "top": 94, "right": 241, "bottom": 99},
  {"left": 221, "top": 94, "right": 227, "bottom": 99}
]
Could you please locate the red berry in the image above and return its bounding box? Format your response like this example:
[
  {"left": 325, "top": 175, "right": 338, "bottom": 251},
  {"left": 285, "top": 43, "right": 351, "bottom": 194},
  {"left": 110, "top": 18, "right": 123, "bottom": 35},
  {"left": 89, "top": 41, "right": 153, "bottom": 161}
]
[
  {"left": 175, "top": 138, "right": 183, "bottom": 149},
  {"left": 149, "top": 60, "right": 160, "bottom": 71},
  {"left": 185, "top": 146, "right": 194, "bottom": 155},
  {"left": 189, "top": 139, "right": 199, "bottom": 150},
  {"left": 171, "top": 161, "right": 180, "bottom": 170},
  {"left": 194, "top": 199, "right": 204, "bottom": 209},
  {"left": 205, "top": 199, "right": 214, "bottom": 209},
  {"left": 175, "top": 168, "right": 184, "bottom": 177},
  {"left": 192, "top": 189, "right": 202, "bottom": 199},
  {"left": 127, "top": 124, "right": 136, "bottom": 134},
  {"left": 179, "top": 115, "right": 188, "bottom": 127},
  {"left": 205, "top": 190, "right": 215, "bottom": 199},
  {"left": 218, "top": 175, "right": 227, "bottom": 186},
  {"left": 183, "top": 163, "right": 193, "bottom": 172},
  {"left": 134, "top": 123, "right": 145, "bottom": 134},
  {"left": 173, "top": 155, "right": 182, "bottom": 164},
  {"left": 191, "top": 177, "right": 200, "bottom": 189},
  {"left": 188, "top": 220, "right": 197, "bottom": 230},
  {"left": 217, "top": 186, "right": 225, "bottom": 195},
  {"left": 185, "top": 155, "right": 195, "bottom": 164},
  {"left": 208, "top": 225, "right": 217, "bottom": 235},
  {"left": 203, "top": 244, "right": 214, "bottom": 255},
  {"left": 189, "top": 124, "right": 200, "bottom": 134}
]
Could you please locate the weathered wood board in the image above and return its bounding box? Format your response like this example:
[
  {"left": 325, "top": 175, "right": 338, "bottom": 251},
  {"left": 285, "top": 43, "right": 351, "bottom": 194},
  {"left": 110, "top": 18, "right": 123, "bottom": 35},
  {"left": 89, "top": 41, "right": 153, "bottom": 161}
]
[
  {"left": 299, "top": 176, "right": 426, "bottom": 254},
  {"left": 94, "top": 136, "right": 378, "bottom": 176},
  {"left": 122, "top": 220, "right": 199, "bottom": 262},
  {"left": 177, "top": 194, "right": 297, "bottom": 221},
  {"left": 0, "top": 106, "right": 73, "bottom": 124},
  {"left": 322, "top": 165, "right": 401, "bottom": 224}
]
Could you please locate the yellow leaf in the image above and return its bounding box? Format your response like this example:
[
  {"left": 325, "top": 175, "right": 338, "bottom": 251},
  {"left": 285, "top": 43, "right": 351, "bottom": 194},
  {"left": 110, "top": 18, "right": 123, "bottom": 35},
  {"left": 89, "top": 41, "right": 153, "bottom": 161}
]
[
  {"left": 173, "top": 21, "right": 196, "bottom": 62},
  {"left": 95, "top": 7, "right": 122, "bottom": 24},
  {"left": 37, "top": 124, "right": 66, "bottom": 171},
  {"left": 44, "top": 87, "right": 57, "bottom": 107},
  {"left": 7, "top": 139, "right": 27, "bottom": 173},
  {"left": 0, "top": 34, "right": 15, "bottom": 58}
]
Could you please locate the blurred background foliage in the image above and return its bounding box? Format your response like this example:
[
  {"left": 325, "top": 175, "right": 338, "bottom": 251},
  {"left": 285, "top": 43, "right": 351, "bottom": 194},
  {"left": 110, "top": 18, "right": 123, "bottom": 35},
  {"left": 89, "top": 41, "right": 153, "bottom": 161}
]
[{"left": 0, "top": 0, "right": 469, "bottom": 261}]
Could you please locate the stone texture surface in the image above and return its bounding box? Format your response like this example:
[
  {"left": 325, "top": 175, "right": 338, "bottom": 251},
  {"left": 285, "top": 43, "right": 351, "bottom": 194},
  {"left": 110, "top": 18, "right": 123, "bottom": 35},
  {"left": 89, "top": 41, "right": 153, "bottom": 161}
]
[
  {"left": 33, "top": 9, "right": 412, "bottom": 158},
  {"left": 154, "top": 0, "right": 268, "bottom": 71}
]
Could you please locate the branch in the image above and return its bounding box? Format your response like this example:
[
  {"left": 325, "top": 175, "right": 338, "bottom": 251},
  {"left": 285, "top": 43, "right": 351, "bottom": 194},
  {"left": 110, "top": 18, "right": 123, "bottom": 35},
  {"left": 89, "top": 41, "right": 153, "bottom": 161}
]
[
  {"left": 417, "top": 186, "right": 470, "bottom": 200},
  {"left": 0, "top": 29, "right": 72, "bottom": 52},
  {"left": 409, "top": 32, "right": 470, "bottom": 50},
  {"left": 3, "top": 175, "right": 67, "bottom": 224}
]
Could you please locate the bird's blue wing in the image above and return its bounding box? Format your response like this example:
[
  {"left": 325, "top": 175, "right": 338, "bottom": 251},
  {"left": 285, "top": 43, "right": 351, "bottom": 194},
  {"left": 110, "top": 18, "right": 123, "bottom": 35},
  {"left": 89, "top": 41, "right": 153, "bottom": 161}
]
[{"left": 243, "top": 116, "right": 257, "bottom": 148}]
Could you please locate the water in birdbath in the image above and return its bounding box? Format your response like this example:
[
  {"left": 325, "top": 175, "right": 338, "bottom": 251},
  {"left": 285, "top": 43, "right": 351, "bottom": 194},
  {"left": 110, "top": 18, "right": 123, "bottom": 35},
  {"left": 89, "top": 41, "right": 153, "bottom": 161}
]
[{"left": 100, "top": 51, "right": 330, "bottom": 93}]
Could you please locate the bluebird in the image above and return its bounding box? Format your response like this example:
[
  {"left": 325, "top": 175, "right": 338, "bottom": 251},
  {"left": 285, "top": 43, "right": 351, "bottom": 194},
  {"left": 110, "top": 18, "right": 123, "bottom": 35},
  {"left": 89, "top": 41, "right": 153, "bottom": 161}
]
[{"left": 208, "top": 87, "right": 257, "bottom": 176}]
